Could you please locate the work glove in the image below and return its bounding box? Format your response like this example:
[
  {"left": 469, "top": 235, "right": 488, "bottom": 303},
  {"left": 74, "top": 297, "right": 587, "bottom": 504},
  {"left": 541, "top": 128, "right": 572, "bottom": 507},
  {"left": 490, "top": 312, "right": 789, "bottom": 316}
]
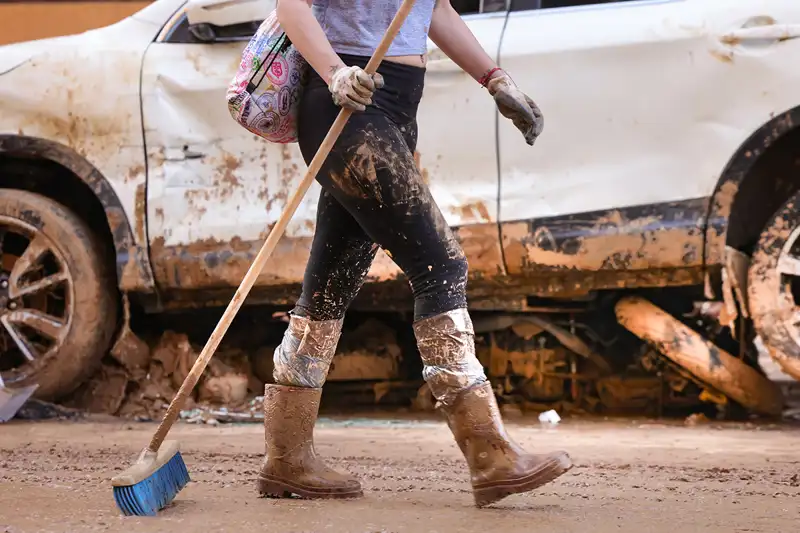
[
  {"left": 328, "top": 65, "right": 385, "bottom": 112},
  {"left": 487, "top": 71, "right": 543, "bottom": 146}
]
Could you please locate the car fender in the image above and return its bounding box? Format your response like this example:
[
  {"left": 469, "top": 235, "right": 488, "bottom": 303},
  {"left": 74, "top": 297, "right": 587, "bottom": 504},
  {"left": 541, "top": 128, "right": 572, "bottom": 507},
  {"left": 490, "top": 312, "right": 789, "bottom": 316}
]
[{"left": 0, "top": 134, "right": 155, "bottom": 292}]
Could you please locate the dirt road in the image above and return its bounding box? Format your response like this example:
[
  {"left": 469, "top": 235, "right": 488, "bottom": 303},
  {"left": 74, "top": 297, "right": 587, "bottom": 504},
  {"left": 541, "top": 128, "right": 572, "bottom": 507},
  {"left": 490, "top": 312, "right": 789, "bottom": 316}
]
[{"left": 1, "top": 416, "right": 799, "bottom": 533}]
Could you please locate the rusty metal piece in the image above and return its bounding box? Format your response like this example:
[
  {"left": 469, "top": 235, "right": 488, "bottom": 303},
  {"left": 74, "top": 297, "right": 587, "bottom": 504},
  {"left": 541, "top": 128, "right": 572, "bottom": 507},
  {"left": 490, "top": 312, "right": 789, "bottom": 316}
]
[
  {"left": 720, "top": 269, "right": 739, "bottom": 333},
  {"left": 615, "top": 295, "right": 784, "bottom": 417},
  {"left": 726, "top": 246, "right": 751, "bottom": 318},
  {"left": 520, "top": 316, "right": 612, "bottom": 374},
  {"left": 699, "top": 388, "right": 728, "bottom": 406},
  {"left": 480, "top": 328, "right": 569, "bottom": 402},
  {"left": 109, "top": 294, "right": 151, "bottom": 372},
  {"left": 502, "top": 198, "right": 706, "bottom": 279}
]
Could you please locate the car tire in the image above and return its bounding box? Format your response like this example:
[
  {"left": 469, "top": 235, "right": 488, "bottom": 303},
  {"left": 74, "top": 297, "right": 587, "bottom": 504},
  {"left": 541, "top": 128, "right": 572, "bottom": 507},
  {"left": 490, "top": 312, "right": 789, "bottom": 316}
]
[
  {"left": 748, "top": 190, "right": 800, "bottom": 382},
  {"left": 0, "top": 189, "right": 118, "bottom": 400},
  {"left": 615, "top": 296, "right": 784, "bottom": 417}
]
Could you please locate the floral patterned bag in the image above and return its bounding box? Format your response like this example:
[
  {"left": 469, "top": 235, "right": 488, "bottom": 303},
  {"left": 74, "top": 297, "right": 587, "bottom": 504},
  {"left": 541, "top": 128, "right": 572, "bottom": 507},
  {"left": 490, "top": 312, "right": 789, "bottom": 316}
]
[{"left": 226, "top": 11, "right": 308, "bottom": 144}]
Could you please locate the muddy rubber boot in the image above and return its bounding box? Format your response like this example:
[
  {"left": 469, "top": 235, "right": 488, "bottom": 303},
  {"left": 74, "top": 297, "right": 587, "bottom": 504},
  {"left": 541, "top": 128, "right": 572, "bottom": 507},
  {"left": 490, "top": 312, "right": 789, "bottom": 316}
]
[
  {"left": 257, "top": 384, "right": 363, "bottom": 499},
  {"left": 442, "top": 381, "right": 572, "bottom": 507}
]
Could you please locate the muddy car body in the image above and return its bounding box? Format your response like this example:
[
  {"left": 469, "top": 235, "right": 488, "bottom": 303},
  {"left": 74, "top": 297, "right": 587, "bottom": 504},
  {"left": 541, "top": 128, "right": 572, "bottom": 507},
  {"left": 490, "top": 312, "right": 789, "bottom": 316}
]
[{"left": 1, "top": 0, "right": 800, "bottom": 410}]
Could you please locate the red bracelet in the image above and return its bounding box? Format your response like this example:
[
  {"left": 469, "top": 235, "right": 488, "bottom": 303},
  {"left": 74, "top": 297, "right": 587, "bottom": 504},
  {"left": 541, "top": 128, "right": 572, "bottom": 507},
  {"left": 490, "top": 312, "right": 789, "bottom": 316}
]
[{"left": 478, "top": 67, "right": 503, "bottom": 88}]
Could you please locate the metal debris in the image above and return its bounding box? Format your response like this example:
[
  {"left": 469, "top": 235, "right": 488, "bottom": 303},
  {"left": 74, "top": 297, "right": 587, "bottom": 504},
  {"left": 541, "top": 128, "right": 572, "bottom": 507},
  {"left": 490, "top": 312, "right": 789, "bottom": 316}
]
[
  {"left": 180, "top": 395, "right": 265, "bottom": 425},
  {"left": 0, "top": 381, "right": 39, "bottom": 423}
]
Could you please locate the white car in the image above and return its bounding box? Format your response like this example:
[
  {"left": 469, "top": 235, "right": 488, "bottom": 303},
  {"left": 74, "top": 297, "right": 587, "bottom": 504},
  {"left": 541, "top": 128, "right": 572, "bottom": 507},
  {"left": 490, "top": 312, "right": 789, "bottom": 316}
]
[{"left": 0, "top": 0, "right": 798, "bottom": 415}]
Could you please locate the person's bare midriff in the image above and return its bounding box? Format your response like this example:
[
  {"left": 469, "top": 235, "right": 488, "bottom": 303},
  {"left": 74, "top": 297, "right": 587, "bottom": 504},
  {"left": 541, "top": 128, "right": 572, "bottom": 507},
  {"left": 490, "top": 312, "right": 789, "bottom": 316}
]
[{"left": 384, "top": 53, "right": 427, "bottom": 68}]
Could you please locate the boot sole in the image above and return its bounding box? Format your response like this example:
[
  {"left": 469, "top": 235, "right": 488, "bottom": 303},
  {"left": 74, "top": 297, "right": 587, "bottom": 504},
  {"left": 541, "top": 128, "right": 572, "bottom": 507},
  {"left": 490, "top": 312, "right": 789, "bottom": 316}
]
[
  {"left": 257, "top": 475, "right": 364, "bottom": 500},
  {"left": 472, "top": 452, "right": 573, "bottom": 508}
]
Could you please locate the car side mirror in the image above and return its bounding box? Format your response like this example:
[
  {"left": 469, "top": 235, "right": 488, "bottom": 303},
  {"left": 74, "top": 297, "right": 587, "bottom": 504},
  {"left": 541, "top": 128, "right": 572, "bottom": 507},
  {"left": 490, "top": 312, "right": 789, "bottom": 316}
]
[{"left": 185, "top": 0, "right": 275, "bottom": 42}]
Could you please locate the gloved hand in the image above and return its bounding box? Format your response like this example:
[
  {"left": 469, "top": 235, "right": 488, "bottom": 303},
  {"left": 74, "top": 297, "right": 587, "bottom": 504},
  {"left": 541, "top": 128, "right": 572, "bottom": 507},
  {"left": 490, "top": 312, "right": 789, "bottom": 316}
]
[
  {"left": 487, "top": 72, "right": 543, "bottom": 146},
  {"left": 328, "top": 65, "right": 385, "bottom": 112}
]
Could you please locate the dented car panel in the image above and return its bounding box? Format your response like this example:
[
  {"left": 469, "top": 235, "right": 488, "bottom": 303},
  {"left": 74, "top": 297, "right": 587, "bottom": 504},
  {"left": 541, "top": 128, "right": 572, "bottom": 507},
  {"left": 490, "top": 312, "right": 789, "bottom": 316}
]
[{"left": 141, "top": 33, "right": 313, "bottom": 289}]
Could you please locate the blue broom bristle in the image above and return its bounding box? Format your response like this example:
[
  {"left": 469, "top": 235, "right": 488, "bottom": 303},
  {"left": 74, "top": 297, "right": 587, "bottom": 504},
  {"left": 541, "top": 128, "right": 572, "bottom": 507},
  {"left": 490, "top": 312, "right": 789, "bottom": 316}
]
[{"left": 113, "top": 452, "right": 190, "bottom": 516}]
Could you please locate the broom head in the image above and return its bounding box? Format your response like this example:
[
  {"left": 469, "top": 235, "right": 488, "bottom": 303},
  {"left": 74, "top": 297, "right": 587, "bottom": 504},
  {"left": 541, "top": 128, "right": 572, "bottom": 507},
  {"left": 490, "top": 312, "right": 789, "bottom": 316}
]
[{"left": 111, "top": 440, "right": 190, "bottom": 516}]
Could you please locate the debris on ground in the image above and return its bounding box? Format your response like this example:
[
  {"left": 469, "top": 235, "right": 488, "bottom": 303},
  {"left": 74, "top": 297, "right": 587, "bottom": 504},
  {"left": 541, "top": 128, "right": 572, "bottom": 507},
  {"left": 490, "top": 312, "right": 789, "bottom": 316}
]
[
  {"left": 181, "top": 395, "right": 265, "bottom": 425},
  {"left": 65, "top": 364, "right": 129, "bottom": 415},
  {"left": 538, "top": 409, "right": 561, "bottom": 426},
  {"left": 198, "top": 359, "right": 250, "bottom": 405},
  {"left": 66, "top": 329, "right": 265, "bottom": 420},
  {"left": 152, "top": 330, "right": 198, "bottom": 390},
  {"left": 109, "top": 296, "right": 152, "bottom": 372},
  {"left": 51, "top": 306, "right": 799, "bottom": 423},
  {"left": 12, "top": 398, "right": 83, "bottom": 421},
  {"left": 328, "top": 319, "right": 402, "bottom": 381},
  {"left": 0, "top": 383, "right": 39, "bottom": 423},
  {"left": 685, "top": 413, "right": 711, "bottom": 426}
]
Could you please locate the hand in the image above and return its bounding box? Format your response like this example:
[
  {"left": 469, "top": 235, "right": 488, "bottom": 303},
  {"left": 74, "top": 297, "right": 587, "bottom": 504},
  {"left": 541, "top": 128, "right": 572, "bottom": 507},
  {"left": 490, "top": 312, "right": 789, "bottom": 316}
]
[
  {"left": 487, "top": 72, "right": 543, "bottom": 146},
  {"left": 328, "top": 65, "right": 385, "bottom": 112}
]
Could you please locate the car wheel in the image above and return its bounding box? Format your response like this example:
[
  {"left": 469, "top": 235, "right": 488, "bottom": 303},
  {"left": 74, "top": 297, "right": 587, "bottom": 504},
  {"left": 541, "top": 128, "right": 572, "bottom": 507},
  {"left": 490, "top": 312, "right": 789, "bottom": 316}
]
[
  {"left": 615, "top": 296, "right": 784, "bottom": 417},
  {"left": 748, "top": 190, "right": 800, "bottom": 382},
  {"left": 0, "top": 189, "right": 117, "bottom": 400}
]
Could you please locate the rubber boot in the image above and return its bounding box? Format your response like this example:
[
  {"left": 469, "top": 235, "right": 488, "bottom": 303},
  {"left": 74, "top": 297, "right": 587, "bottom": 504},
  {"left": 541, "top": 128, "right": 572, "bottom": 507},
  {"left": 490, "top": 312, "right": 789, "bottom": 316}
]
[
  {"left": 257, "top": 384, "right": 363, "bottom": 499},
  {"left": 441, "top": 381, "right": 572, "bottom": 507}
]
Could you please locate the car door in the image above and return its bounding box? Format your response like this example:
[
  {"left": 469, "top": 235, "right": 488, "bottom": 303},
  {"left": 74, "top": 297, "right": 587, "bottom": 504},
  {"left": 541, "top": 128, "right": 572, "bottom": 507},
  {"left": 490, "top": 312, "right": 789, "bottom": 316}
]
[
  {"left": 412, "top": 0, "right": 510, "bottom": 287},
  {"left": 497, "top": 0, "right": 800, "bottom": 286},
  {"left": 141, "top": 3, "right": 315, "bottom": 295}
]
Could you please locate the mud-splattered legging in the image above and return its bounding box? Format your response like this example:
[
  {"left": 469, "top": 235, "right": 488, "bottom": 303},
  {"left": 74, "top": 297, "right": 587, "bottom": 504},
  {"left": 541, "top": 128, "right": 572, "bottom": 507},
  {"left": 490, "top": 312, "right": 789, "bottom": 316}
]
[{"left": 293, "top": 55, "right": 468, "bottom": 321}]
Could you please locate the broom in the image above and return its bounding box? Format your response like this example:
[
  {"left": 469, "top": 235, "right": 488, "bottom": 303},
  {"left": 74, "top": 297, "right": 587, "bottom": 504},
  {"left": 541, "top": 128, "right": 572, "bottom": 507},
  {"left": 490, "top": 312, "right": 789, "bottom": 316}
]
[{"left": 110, "top": 0, "right": 417, "bottom": 516}]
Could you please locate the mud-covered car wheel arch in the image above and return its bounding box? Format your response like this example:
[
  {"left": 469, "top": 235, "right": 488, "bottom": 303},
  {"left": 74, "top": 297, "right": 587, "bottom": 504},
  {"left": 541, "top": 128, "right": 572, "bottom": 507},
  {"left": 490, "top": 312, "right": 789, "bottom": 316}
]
[
  {"left": 748, "top": 190, "right": 800, "bottom": 382},
  {"left": 615, "top": 296, "right": 784, "bottom": 417},
  {"left": 0, "top": 189, "right": 117, "bottom": 400}
]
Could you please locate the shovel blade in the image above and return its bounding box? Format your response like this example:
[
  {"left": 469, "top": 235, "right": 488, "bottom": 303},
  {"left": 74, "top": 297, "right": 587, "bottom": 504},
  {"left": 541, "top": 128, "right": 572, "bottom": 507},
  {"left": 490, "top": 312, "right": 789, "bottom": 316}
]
[{"left": 0, "top": 384, "right": 39, "bottom": 423}]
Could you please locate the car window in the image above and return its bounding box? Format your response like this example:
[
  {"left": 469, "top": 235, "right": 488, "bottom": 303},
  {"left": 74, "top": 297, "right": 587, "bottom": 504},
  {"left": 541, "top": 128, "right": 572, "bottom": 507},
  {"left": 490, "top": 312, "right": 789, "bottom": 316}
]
[
  {"left": 164, "top": 12, "right": 260, "bottom": 43},
  {"left": 511, "top": 0, "right": 640, "bottom": 12}
]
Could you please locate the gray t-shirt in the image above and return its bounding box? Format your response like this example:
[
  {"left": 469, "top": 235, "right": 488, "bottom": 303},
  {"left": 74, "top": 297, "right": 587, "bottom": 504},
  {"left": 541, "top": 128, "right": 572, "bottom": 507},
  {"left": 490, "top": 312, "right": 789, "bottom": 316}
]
[{"left": 312, "top": 0, "right": 437, "bottom": 56}]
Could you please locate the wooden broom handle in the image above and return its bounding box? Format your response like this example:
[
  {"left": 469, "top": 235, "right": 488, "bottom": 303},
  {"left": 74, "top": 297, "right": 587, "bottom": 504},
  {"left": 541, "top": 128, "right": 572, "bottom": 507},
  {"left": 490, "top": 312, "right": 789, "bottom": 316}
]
[{"left": 148, "top": 0, "right": 418, "bottom": 452}]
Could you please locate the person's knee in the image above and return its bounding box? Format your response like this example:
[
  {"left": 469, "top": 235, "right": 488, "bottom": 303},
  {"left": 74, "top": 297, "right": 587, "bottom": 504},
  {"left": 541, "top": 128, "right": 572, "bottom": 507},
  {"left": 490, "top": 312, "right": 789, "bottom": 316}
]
[
  {"left": 272, "top": 314, "right": 344, "bottom": 388},
  {"left": 412, "top": 250, "right": 469, "bottom": 320},
  {"left": 294, "top": 289, "right": 349, "bottom": 322}
]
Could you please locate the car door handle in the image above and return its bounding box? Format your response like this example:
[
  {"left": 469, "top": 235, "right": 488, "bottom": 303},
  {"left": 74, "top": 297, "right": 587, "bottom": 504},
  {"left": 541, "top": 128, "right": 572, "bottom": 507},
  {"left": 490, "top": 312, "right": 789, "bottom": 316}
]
[
  {"left": 164, "top": 146, "right": 206, "bottom": 161},
  {"left": 182, "top": 147, "right": 205, "bottom": 159},
  {"left": 720, "top": 23, "right": 800, "bottom": 44}
]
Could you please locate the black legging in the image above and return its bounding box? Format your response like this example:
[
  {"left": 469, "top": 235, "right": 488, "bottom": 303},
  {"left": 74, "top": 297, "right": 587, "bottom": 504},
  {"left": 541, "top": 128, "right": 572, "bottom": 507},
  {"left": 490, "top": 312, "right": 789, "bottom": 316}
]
[{"left": 294, "top": 54, "right": 468, "bottom": 321}]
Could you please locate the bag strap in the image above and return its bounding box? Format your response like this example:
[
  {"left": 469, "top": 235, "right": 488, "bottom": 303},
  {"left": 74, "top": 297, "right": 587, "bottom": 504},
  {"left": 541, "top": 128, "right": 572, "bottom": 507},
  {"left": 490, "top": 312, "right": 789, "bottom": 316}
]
[{"left": 246, "top": 32, "right": 294, "bottom": 94}]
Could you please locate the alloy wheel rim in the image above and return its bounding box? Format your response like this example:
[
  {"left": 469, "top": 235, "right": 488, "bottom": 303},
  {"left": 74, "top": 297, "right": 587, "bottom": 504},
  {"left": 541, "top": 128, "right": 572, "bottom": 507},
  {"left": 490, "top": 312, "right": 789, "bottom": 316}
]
[{"left": 0, "top": 216, "right": 74, "bottom": 386}]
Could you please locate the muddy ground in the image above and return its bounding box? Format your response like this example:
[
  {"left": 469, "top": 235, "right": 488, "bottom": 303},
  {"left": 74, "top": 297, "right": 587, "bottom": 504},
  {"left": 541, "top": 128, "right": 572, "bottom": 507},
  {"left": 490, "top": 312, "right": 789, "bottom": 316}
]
[{"left": 1, "top": 416, "right": 799, "bottom": 533}]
